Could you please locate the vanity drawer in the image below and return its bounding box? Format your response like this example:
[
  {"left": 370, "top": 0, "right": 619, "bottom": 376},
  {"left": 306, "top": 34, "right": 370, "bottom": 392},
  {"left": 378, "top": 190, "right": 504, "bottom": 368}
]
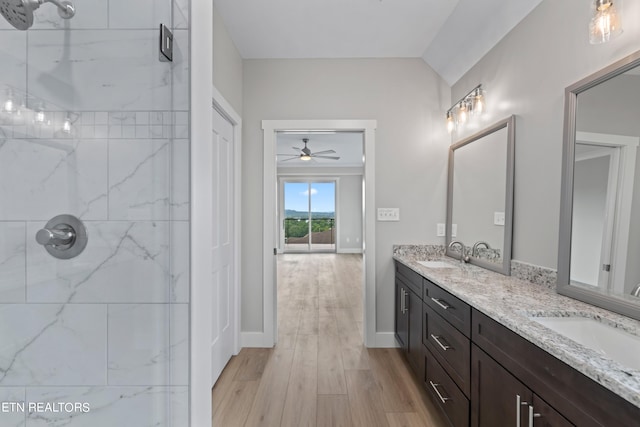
[
  {"left": 396, "top": 261, "right": 423, "bottom": 298},
  {"left": 425, "top": 351, "right": 469, "bottom": 427},
  {"left": 424, "top": 304, "right": 470, "bottom": 397},
  {"left": 424, "top": 279, "right": 471, "bottom": 337}
]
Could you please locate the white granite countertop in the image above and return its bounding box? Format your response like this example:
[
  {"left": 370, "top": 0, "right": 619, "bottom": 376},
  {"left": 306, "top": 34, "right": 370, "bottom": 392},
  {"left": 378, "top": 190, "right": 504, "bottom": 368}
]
[{"left": 393, "top": 252, "right": 640, "bottom": 408}]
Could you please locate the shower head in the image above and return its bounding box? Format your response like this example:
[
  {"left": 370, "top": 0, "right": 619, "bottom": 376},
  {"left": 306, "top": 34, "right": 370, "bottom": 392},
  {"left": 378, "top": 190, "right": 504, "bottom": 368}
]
[{"left": 0, "top": 0, "right": 75, "bottom": 30}]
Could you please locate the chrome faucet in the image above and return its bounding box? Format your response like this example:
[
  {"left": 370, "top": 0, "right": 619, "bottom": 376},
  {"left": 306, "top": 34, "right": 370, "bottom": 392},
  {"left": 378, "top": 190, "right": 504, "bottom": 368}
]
[
  {"left": 472, "top": 241, "right": 490, "bottom": 258},
  {"left": 631, "top": 284, "right": 640, "bottom": 298},
  {"left": 448, "top": 240, "right": 469, "bottom": 263}
]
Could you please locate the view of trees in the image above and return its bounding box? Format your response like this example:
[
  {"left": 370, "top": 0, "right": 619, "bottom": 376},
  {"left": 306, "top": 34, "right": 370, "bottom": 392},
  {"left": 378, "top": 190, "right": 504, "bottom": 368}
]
[{"left": 284, "top": 216, "right": 335, "bottom": 238}]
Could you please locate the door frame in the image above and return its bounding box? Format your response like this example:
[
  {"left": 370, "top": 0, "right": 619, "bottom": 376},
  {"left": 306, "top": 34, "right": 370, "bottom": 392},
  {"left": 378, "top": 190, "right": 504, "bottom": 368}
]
[
  {"left": 190, "top": 82, "right": 242, "bottom": 424},
  {"left": 263, "top": 120, "right": 377, "bottom": 348},
  {"left": 575, "top": 131, "right": 638, "bottom": 293}
]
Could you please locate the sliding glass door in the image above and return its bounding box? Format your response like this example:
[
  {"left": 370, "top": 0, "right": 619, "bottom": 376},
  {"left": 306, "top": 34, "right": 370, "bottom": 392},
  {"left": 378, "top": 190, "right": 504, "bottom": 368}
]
[{"left": 283, "top": 180, "right": 336, "bottom": 252}]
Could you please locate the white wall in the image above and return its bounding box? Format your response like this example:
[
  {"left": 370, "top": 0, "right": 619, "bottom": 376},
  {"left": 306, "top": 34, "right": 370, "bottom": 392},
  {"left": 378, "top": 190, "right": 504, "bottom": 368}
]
[
  {"left": 452, "top": 0, "right": 640, "bottom": 268},
  {"left": 338, "top": 174, "right": 364, "bottom": 252},
  {"left": 213, "top": 4, "right": 243, "bottom": 114},
  {"left": 242, "top": 58, "right": 450, "bottom": 333}
]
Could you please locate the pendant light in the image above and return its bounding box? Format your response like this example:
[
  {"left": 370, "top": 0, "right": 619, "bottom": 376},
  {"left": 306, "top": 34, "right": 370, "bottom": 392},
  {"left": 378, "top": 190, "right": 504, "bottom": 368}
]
[{"left": 589, "top": 0, "right": 622, "bottom": 44}]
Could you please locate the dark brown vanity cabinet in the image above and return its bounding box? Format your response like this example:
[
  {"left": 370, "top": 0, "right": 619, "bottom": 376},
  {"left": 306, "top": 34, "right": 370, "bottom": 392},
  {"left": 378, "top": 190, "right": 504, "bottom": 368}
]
[
  {"left": 473, "top": 309, "right": 639, "bottom": 427},
  {"left": 422, "top": 276, "right": 471, "bottom": 427},
  {"left": 395, "top": 262, "right": 424, "bottom": 375},
  {"left": 394, "top": 261, "right": 640, "bottom": 427},
  {"left": 471, "top": 344, "right": 572, "bottom": 427},
  {"left": 395, "top": 278, "right": 408, "bottom": 351}
]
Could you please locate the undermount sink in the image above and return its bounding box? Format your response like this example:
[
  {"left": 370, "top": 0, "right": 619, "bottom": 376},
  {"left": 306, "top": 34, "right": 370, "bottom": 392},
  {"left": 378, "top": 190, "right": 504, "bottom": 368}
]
[
  {"left": 417, "top": 260, "right": 457, "bottom": 269},
  {"left": 530, "top": 316, "right": 640, "bottom": 371}
]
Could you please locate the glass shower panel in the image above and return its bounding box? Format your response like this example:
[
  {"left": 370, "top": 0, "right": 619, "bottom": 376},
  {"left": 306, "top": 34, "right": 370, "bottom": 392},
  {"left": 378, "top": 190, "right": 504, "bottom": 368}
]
[{"left": 0, "top": 1, "right": 190, "bottom": 425}]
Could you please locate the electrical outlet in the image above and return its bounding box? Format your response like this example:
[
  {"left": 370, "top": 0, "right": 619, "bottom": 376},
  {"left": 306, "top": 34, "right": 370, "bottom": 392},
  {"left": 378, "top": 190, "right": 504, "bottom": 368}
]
[
  {"left": 377, "top": 208, "right": 400, "bottom": 221},
  {"left": 437, "top": 223, "right": 445, "bottom": 237},
  {"left": 494, "top": 212, "right": 505, "bottom": 226}
]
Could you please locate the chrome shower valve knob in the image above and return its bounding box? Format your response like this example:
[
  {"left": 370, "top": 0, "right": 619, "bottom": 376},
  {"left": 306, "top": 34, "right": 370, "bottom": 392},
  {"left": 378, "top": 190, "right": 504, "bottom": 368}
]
[
  {"left": 36, "top": 226, "right": 75, "bottom": 247},
  {"left": 35, "top": 214, "right": 88, "bottom": 259}
]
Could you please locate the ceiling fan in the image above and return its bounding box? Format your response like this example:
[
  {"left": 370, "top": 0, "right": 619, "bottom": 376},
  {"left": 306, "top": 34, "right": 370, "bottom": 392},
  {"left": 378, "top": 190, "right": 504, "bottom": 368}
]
[{"left": 277, "top": 138, "right": 340, "bottom": 162}]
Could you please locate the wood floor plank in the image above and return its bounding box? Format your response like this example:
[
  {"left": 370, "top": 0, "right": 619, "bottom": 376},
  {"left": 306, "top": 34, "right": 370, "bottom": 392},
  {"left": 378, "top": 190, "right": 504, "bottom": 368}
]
[
  {"left": 368, "top": 348, "right": 419, "bottom": 412},
  {"left": 212, "top": 380, "right": 259, "bottom": 427},
  {"left": 232, "top": 348, "right": 272, "bottom": 381},
  {"left": 299, "top": 311, "right": 319, "bottom": 335},
  {"left": 346, "top": 369, "right": 389, "bottom": 427},
  {"left": 213, "top": 254, "right": 447, "bottom": 427},
  {"left": 212, "top": 351, "right": 246, "bottom": 413},
  {"left": 281, "top": 334, "right": 319, "bottom": 427},
  {"left": 317, "top": 395, "right": 353, "bottom": 427},
  {"left": 318, "top": 318, "right": 347, "bottom": 394},
  {"left": 386, "top": 412, "right": 428, "bottom": 427},
  {"left": 244, "top": 347, "right": 294, "bottom": 427}
]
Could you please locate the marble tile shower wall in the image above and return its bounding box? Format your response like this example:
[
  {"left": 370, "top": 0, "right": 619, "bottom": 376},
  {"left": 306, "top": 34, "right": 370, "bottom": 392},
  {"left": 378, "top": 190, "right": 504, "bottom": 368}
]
[{"left": 0, "top": 1, "right": 190, "bottom": 425}]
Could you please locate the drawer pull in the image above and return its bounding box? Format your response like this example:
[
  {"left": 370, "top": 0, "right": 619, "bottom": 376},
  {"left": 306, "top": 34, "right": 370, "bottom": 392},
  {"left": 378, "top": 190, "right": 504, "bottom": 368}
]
[
  {"left": 429, "top": 381, "right": 450, "bottom": 404},
  {"left": 528, "top": 406, "right": 541, "bottom": 427},
  {"left": 430, "top": 334, "right": 452, "bottom": 351},
  {"left": 431, "top": 297, "right": 451, "bottom": 310},
  {"left": 402, "top": 289, "right": 408, "bottom": 314}
]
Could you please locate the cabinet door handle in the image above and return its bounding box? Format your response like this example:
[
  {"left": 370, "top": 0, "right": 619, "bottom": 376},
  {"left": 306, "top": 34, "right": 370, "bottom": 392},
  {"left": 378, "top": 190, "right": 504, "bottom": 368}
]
[
  {"left": 430, "top": 334, "right": 452, "bottom": 351},
  {"left": 429, "top": 381, "right": 450, "bottom": 404},
  {"left": 431, "top": 297, "right": 451, "bottom": 310},
  {"left": 403, "top": 289, "right": 409, "bottom": 314},
  {"left": 516, "top": 395, "right": 529, "bottom": 427},
  {"left": 400, "top": 289, "right": 405, "bottom": 314},
  {"left": 528, "top": 406, "right": 541, "bottom": 427}
]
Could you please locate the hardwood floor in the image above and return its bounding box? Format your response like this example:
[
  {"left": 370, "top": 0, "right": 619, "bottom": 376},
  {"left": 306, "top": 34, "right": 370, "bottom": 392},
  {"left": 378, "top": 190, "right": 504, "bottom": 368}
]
[{"left": 212, "top": 253, "right": 448, "bottom": 427}]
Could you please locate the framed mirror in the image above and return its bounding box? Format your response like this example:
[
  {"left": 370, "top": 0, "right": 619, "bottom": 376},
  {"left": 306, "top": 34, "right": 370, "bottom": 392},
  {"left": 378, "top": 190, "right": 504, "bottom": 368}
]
[
  {"left": 446, "top": 116, "right": 515, "bottom": 275},
  {"left": 559, "top": 50, "right": 640, "bottom": 321}
]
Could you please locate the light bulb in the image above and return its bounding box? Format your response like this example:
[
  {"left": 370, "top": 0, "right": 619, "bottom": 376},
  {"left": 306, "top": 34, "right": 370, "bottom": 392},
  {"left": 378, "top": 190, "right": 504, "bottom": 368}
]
[
  {"left": 62, "top": 117, "right": 72, "bottom": 133},
  {"left": 473, "top": 89, "right": 484, "bottom": 115},
  {"left": 446, "top": 111, "right": 455, "bottom": 133},
  {"left": 3, "top": 99, "right": 14, "bottom": 113},
  {"left": 35, "top": 110, "right": 46, "bottom": 124},
  {"left": 458, "top": 102, "right": 468, "bottom": 124},
  {"left": 300, "top": 154, "right": 311, "bottom": 161},
  {"left": 589, "top": 0, "right": 622, "bottom": 44}
]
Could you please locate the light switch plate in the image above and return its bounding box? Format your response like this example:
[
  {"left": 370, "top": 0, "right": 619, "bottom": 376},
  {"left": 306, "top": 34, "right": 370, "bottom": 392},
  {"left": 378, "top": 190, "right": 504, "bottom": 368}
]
[
  {"left": 494, "top": 212, "right": 505, "bottom": 226},
  {"left": 437, "top": 223, "right": 445, "bottom": 237},
  {"left": 377, "top": 208, "right": 400, "bottom": 221}
]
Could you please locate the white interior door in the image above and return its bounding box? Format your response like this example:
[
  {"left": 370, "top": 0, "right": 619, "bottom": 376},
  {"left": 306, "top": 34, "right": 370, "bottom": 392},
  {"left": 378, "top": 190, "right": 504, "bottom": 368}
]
[{"left": 211, "top": 107, "right": 235, "bottom": 385}]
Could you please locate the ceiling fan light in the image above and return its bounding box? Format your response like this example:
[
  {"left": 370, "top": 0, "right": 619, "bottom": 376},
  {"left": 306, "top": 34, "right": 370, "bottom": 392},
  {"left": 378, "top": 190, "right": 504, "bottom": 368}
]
[{"left": 300, "top": 154, "right": 311, "bottom": 161}]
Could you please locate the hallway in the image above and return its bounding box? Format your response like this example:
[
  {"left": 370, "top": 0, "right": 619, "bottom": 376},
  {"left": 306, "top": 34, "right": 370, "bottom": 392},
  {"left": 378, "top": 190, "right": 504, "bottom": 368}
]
[{"left": 212, "top": 254, "right": 447, "bottom": 426}]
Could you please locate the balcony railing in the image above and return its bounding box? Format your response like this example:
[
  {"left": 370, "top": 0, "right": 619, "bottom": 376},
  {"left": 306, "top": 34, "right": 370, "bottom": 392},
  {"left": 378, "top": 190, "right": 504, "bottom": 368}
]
[{"left": 284, "top": 217, "right": 335, "bottom": 246}]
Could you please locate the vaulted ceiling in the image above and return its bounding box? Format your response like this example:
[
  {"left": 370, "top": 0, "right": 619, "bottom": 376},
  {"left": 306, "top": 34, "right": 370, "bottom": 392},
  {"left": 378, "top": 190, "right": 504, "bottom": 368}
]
[{"left": 214, "top": 0, "right": 543, "bottom": 85}]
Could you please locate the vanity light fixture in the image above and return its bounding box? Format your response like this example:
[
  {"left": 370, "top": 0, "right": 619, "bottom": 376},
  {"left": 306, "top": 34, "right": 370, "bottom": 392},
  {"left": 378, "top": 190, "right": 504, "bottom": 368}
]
[
  {"left": 589, "top": 0, "right": 622, "bottom": 44},
  {"left": 445, "top": 84, "right": 484, "bottom": 134}
]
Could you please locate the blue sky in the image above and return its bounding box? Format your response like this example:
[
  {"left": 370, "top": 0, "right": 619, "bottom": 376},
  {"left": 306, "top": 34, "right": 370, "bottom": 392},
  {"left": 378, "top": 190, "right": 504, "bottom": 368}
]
[{"left": 284, "top": 182, "right": 335, "bottom": 212}]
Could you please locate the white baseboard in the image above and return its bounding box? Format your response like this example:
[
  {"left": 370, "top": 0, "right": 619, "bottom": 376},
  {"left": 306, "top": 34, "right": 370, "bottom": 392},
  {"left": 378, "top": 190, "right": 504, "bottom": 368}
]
[
  {"left": 240, "top": 332, "right": 273, "bottom": 348},
  {"left": 337, "top": 248, "right": 363, "bottom": 254},
  {"left": 372, "top": 332, "right": 400, "bottom": 348}
]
